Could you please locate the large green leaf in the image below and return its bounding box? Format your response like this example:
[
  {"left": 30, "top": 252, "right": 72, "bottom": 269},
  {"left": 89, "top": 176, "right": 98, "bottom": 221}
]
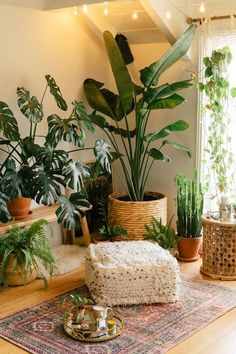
[
  {"left": 30, "top": 168, "right": 64, "bottom": 205},
  {"left": 144, "top": 79, "right": 193, "bottom": 104},
  {"left": 93, "top": 140, "right": 112, "bottom": 173},
  {"left": 115, "top": 33, "right": 134, "bottom": 65},
  {"left": 145, "top": 120, "right": 189, "bottom": 142},
  {"left": 73, "top": 101, "right": 95, "bottom": 133},
  {"left": 17, "top": 87, "right": 43, "bottom": 123},
  {"left": 0, "top": 159, "right": 24, "bottom": 199},
  {"left": 148, "top": 148, "right": 171, "bottom": 162},
  {"left": 161, "top": 139, "right": 191, "bottom": 157},
  {"left": 140, "top": 25, "right": 196, "bottom": 87},
  {"left": 36, "top": 145, "right": 69, "bottom": 170},
  {"left": 148, "top": 94, "right": 185, "bottom": 110},
  {"left": 0, "top": 101, "right": 20, "bottom": 141},
  {"left": 46, "top": 114, "right": 85, "bottom": 148},
  {"left": 63, "top": 160, "right": 90, "bottom": 192},
  {"left": 45, "top": 75, "right": 68, "bottom": 111},
  {"left": 84, "top": 79, "right": 116, "bottom": 119},
  {"left": 56, "top": 193, "right": 91, "bottom": 230},
  {"left": 0, "top": 192, "right": 11, "bottom": 223},
  {"left": 103, "top": 31, "right": 134, "bottom": 113}
]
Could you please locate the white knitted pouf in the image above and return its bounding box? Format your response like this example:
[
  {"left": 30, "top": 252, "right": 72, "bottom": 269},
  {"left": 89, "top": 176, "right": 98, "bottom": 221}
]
[{"left": 85, "top": 241, "right": 180, "bottom": 306}]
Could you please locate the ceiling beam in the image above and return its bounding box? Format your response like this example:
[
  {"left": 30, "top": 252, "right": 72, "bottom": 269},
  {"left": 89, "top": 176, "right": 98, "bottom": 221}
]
[{"left": 45, "top": 0, "right": 117, "bottom": 11}]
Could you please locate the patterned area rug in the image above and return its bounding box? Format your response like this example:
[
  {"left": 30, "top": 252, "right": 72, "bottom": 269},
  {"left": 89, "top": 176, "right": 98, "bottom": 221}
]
[{"left": 0, "top": 275, "right": 236, "bottom": 354}]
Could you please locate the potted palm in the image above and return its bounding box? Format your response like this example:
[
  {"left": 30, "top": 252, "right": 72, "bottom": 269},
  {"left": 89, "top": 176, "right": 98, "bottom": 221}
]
[
  {"left": 175, "top": 170, "right": 204, "bottom": 261},
  {"left": 83, "top": 25, "right": 196, "bottom": 240},
  {"left": 0, "top": 219, "right": 55, "bottom": 288},
  {"left": 0, "top": 75, "right": 111, "bottom": 229}
]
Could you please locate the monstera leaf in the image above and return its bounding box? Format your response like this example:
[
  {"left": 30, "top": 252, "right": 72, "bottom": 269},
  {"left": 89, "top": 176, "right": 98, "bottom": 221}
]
[
  {"left": 36, "top": 145, "right": 68, "bottom": 170},
  {"left": 45, "top": 75, "right": 68, "bottom": 111},
  {"left": 73, "top": 101, "right": 95, "bottom": 133},
  {"left": 0, "top": 192, "right": 11, "bottom": 223},
  {"left": 17, "top": 87, "right": 43, "bottom": 123},
  {"left": 0, "top": 159, "right": 24, "bottom": 199},
  {"left": 56, "top": 192, "right": 91, "bottom": 230},
  {"left": 0, "top": 102, "right": 20, "bottom": 141},
  {"left": 30, "top": 167, "right": 64, "bottom": 205},
  {"left": 63, "top": 160, "right": 90, "bottom": 192},
  {"left": 46, "top": 114, "right": 85, "bottom": 148},
  {"left": 94, "top": 140, "right": 112, "bottom": 173}
]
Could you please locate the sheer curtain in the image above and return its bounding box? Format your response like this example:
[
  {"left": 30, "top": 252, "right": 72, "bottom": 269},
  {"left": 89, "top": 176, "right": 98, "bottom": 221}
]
[{"left": 197, "top": 18, "right": 236, "bottom": 212}]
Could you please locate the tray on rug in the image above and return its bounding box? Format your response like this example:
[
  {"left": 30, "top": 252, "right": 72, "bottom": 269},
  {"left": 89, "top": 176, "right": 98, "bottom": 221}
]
[{"left": 0, "top": 275, "right": 236, "bottom": 354}]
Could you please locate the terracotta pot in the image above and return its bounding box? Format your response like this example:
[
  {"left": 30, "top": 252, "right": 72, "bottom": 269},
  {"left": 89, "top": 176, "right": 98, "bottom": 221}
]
[
  {"left": 108, "top": 191, "right": 167, "bottom": 240},
  {"left": 7, "top": 197, "right": 32, "bottom": 220},
  {"left": 177, "top": 236, "right": 202, "bottom": 262}
]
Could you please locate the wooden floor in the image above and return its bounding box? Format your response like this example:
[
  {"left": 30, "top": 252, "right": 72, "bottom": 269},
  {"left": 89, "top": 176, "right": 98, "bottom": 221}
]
[{"left": 0, "top": 259, "right": 236, "bottom": 354}]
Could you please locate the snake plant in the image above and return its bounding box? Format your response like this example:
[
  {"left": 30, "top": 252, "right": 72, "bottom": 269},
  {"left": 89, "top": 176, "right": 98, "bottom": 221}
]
[{"left": 84, "top": 25, "right": 196, "bottom": 201}]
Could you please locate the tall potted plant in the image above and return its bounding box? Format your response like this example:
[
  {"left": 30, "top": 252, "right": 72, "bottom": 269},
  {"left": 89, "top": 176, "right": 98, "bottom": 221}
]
[
  {"left": 0, "top": 75, "right": 111, "bottom": 229},
  {"left": 83, "top": 25, "right": 196, "bottom": 239},
  {"left": 175, "top": 170, "right": 204, "bottom": 261}
]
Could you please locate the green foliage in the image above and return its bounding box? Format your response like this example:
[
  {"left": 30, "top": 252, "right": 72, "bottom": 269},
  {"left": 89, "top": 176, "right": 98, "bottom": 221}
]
[
  {"left": 97, "top": 198, "right": 127, "bottom": 241},
  {"left": 144, "top": 216, "right": 179, "bottom": 250},
  {"left": 0, "top": 220, "right": 55, "bottom": 288},
  {"left": 0, "top": 75, "right": 111, "bottom": 229},
  {"left": 198, "top": 46, "right": 235, "bottom": 195},
  {"left": 175, "top": 170, "right": 204, "bottom": 237},
  {"left": 84, "top": 25, "right": 196, "bottom": 201},
  {"left": 61, "top": 293, "right": 93, "bottom": 308}
]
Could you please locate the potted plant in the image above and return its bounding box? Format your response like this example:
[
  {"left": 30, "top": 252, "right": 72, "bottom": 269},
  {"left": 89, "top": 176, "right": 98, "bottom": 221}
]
[
  {"left": 83, "top": 25, "right": 196, "bottom": 240},
  {"left": 197, "top": 46, "right": 236, "bottom": 204},
  {"left": 175, "top": 170, "right": 204, "bottom": 261},
  {"left": 0, "top": 75, "right": 111, "bottom": 229},
  {"left": 144, "top": 216, "right": 180, "bottom": 254},
  {"left": 61, "top": 293, "right": 93, "bottom": 325},
  {"left": 0, "top": 219, "right": 55, "bottom": 288}
]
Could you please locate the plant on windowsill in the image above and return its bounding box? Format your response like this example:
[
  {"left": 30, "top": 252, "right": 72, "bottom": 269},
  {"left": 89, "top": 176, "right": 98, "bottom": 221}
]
[
  {"left": 175, "top": 170, "right": 204, "bottom": 261},
  {"left": 144, "top": 216, "right": 180, "bottom": 254},
  {"left": 83, "top": 25, "right": 196, "bottom": 240},
  {"left": 197, "top": 46, "right": 236, "bottom": 203},
  {"left": 0, "top": 219, "right": 55, "bottom": 288},
  {"left": 0, "top": 75, "right": 111, "bottom": 229}
]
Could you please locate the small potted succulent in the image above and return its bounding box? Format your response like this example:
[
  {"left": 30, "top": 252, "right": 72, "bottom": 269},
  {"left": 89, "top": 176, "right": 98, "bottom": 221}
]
[{"left": 175, "top": 170, "right": 204, "bottom": 261}]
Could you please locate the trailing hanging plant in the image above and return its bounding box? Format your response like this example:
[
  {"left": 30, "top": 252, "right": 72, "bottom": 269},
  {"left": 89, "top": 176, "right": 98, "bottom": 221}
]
[
  {"left": 0, "top": 75, "right": 111, "bottom": 228},
  {"left": 175, "top": 170, "right": 204, "bottom": 237},
  {"left": 198, "top": 46, "right": 236, "bottom": 196},
  {"left": 84, "top": 25, "right": 196, "bottom": 201}
]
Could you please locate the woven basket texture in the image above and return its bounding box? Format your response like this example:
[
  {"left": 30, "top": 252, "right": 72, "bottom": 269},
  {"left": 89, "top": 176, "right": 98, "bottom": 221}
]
[
  {"left": 201, "top": 217, "right": 236, "bottom": 279},
  {"left": 108, "top": 191, "right": 167, "bottom": 240}
]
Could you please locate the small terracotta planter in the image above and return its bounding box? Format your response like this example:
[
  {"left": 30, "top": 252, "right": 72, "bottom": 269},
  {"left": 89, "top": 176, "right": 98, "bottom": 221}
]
[
  {"left": 177, "top": 236, "right": 202, "bottom": 262},
  {"left": 7, "top": 197, "right": 32, "bottom": 220}
]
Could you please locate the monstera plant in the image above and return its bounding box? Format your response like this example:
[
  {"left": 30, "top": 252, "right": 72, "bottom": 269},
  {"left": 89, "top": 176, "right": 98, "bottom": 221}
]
[
  {"left": 84, "top": 25, "right": 196, "bottom": 202},
  {"left": 0, "top": 75, "right": 111, "bottom": 229}
]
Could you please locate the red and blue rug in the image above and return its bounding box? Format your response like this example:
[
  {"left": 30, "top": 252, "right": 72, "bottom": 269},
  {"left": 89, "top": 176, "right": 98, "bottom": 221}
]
[{"left": 0, "top": 275, "right": 236, "bottom": 354}]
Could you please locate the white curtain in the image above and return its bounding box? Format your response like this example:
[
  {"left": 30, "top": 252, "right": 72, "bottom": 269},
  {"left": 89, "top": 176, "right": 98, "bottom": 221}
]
[{"left": 198, "top": 18, "right": 236, "bottom": 212}]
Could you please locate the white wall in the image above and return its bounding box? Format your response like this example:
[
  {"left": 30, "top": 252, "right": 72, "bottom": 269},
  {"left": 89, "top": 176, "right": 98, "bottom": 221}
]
[{"left": 0, "top": 5, "right": 109, "bottom": 242}]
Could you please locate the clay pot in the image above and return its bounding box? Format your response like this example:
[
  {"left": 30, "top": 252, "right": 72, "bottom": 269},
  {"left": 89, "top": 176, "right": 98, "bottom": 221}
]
[
  {"left": 7, "top": 197, "right": 32, "bottom": 220},
  {"left": 177, "top": 236, "right": 202, "bottom": 262}
]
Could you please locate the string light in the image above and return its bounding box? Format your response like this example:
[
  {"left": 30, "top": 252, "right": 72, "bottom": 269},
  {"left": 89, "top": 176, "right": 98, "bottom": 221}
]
[
  {"left": 73, "top": 6, "right": 78, "bottom": 15},
  {"left": 82, "top": 4, "right": 88, "bottom": 13},
  {"left": 132, "top": 11, "right": 138, "bottom": 20},
  {"left": 103, "top": 6, "right": 109, "bottom": 15},
  {"left": 199, "top": 3, "right": 206, "bottom": 13},
  {"left": 165, "top": 11, "right": 172, "bottom": 19}
]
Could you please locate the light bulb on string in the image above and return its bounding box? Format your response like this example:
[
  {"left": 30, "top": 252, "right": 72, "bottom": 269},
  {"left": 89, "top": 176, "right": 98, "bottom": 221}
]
[
  {"left": 73, "top": 6, "right": 78, "bottom": 15},
  {"left": 199, "top": 3, "right": 206, "bottom": 13},
  {"left": 83, "top": 4, "right": 88, "bottom": 13},
  {"left": 132, "top": 11, "right": 138, "bottom": 20},
  {"left": 103, "top": 6, "right": 109, "bottom": 15},
  {"left": 166, "top": 11, "right": 172, "bottom": 19}
]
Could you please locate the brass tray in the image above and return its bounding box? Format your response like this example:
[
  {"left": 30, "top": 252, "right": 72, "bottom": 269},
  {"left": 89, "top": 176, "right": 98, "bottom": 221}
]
[{"left": 63, "top": 307, "right": 124, "bottom": 342}]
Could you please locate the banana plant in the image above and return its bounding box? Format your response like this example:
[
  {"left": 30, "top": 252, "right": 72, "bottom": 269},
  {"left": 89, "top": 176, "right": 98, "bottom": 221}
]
[
  {"left": 84, "top": 25, "right": 196, "bottom": 201},
  {"left": 0, "top": 75, "right": 111, "bottom": 229}
]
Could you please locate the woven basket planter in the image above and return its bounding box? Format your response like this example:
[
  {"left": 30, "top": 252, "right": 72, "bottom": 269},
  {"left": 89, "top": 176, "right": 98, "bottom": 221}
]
[{"left": 108, "top": 191, "right": 167, "bottom": 240}]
